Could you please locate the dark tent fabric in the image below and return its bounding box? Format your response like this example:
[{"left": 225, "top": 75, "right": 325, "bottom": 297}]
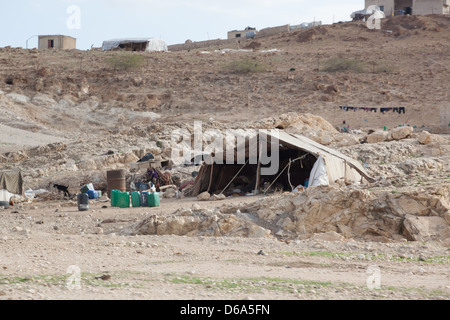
[
  {"left": 138, "top": 153, "right": 155, "bottom": 163},
  {"left": 0, "top": 170, "right": 23, "bottom": 194}
]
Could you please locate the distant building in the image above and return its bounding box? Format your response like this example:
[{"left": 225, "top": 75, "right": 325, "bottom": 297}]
[
  {"left": 101, "top": 38, "right": 168, "bottom": 52},
  {"left": 227, "top": 27, "right": 257, "bottom": 40},
  {"left": 38, "top": 35, "right": 76, "bottom": 50},
  {"left": 365, "top": 0, "right": 450, "bottom": 16}
]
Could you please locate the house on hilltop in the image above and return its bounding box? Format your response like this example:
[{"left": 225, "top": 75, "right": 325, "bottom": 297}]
[
  {"left": 227, "top": 27, "right": 257, "bottom": 40},
  {"left": 38, "top": 35, "right": 76, "bottom": 50},
  {"left": 365, "top": 0, "right": 450, "bottom": 16}
]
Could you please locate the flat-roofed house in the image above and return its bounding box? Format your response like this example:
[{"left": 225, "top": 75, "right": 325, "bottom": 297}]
[
  {"left": 365, "top": 0, "right": 450, "bottom": 16},
  {"left": 38, "top": 35, "right": 76, "bottom": 50}
]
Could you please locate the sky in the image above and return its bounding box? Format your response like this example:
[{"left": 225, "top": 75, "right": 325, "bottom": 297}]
[{"left": 0, "top": 0, "right": 364, "bottom": 50}]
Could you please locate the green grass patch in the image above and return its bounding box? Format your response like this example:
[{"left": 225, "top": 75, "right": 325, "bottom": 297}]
[{"left": 168, "top": 275, "right": 334, "bottom": 294}]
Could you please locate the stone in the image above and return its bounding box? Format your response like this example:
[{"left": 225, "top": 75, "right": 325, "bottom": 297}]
[
  {"left": 388, "top": 126, "right": 413, "bottom": 141},
  {"left": 212, "top": 194, "right": 226, "bottom": 201},
  {"left": 402, "top": 214, "right": 449, "bottom": 241},
  {"left": 312, "top": 231, "right": 345, "bottom": 242},
  {"left": 417, "top": 131, "right": 445, "bottom": 145},
  {"left": 163, "top": 188, "right": 177, "bottom": 199},
  {"left": 367, "top": 131, "right": 388, "bottom": 144},
  {"left": 31, "top": 93, "right": 57, "bottom": 106},
  {"left": 6, "top": 93, "right": 29, "bottom": 104},
  {"left": 334, "top": 135, "right": 360, "bottom": 147},
  {"left": 197, "top": 191, "right": 210, "bottom": 201}
]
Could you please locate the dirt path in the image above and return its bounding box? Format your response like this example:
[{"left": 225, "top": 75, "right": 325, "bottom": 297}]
[{"left": 0, "top": 196, "right": 448, "bottom": 301}]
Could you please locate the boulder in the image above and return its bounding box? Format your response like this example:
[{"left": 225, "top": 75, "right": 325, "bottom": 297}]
[
  {"left": 389, "top": 126, "right": 413, "bottom": 141},
  {"left": 418, "top": 131, "right": 445, "bottom": 145},
  {"left": 402, "top": 214, "right": 449, "bottom": 241},
  {"left": 334, "top": 135, "right": 360, "bottom": 147},
  {"left": 367, "top": 131, "right": 388, "bottom": 144}
]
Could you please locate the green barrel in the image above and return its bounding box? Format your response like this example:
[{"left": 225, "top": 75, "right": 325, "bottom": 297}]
[
  {"left": 148, "top": 192, "right": 160, "bottom": 207},
  {"left": 117, "top": 192, "right": 130, "bottom": 208},
  {"left": 111, "top": 190, "right": 120, "bottom": 207},
  {"left": 131, "top": 191, "right": 141, "bottom": 207}
]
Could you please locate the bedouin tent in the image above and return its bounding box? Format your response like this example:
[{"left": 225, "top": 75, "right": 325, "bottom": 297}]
[
  {"left": 191, "top": 129, "right": 374, "bottom": 197},
  {"left": 102, "top": 38, "right": 168, "bottom": 52}
]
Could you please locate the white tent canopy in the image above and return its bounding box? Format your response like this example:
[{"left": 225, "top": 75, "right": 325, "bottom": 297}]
[{"left": 102, "top": 38, "right": 168, "bottom": 52}]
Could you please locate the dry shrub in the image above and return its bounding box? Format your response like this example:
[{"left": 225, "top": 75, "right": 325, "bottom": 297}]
[
  {"left": 222, "top": 58, "right": 269, "bottom": 74},
  {"left": 321, "top": 58, "right": 366, "bottom": 73}
]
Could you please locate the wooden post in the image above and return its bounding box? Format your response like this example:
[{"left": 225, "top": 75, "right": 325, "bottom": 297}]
[{"left": 254, "top": 142, "right": 263, "bottom": 195}]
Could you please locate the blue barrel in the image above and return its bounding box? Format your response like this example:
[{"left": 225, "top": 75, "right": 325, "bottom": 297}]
[{"left": 87, "top": 190, "right": 99, "bottom": 199}]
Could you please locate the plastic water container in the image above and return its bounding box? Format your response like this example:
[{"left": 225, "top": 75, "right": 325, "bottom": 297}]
[
  {"left": 0, "top": 190, "right": 11, "bottom": 202},
  {"left": 80, "top": 183, "right": 94, "bottom": 193},
  {"left": 87, "top": 190, "right": 99, "bottom": 199},
  {"left": 131, "top": 191, "right": 141, "bottom": 207},
  {"left": 140, "top": 191, "right": 149, "bottom": 207},
  {"left": 0, "top": 201, "right": 9, "bottom": 209},
  {"left": 111, "top": 190, "right": 120, "bottom": 207},
  {"left": 148, "top": 192, "right": 160, "bottom": 207},
  {"left": 77, "top": 193, "right": 89, "bottom": 211},
  {"left": 304, "top": 178, "right": 309, "bottom": 188},
  {"left": 117, "top": 192, "right": 130, "bottom": 208}
]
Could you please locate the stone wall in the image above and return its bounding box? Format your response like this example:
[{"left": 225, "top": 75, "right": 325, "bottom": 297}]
[
  {"left": 256, "top": 24, "right": 291, "bottom": 38},
  {"left": 168, "top": 38, "right": 245, "bottom": 52}
]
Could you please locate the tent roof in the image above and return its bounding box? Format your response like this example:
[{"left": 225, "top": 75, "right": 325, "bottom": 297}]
[
  {"left": 190, "top": 130, "right": 375, "bottom": 196},
  {"left": 205, "top": 129, "right": 374, "bottom": 183},
  {"left": 102, "top": 38, "right": 168, "bottom": 51}
]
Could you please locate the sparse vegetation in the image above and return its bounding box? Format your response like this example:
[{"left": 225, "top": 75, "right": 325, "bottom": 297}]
[
  {"left": 222, "top": 58, "right": 269, "bottom": 74},
  {"left": 321, "top": 58, "right": 366, "bottom": 73},
  {"left": 106, "top": 53, "right": 145, "bottom": 71}
]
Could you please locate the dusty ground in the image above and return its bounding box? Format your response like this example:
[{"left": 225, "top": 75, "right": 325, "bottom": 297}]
[
  {"left": 0, "top": 195, "right": 448, "bottom": 301},
  {"left": 0, "top": 15, "right": 449, "bottom": 301}
]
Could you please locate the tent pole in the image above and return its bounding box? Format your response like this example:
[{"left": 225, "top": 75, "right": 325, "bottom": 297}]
[
  {"left": 219, "top": 159, "right": 249, "bottom": 195},
  {"left": 207, "top": 163, "right": 214, "bottom": 193},
  {"left": 254, "top": 142, "right": 262, "bottom": 195}
]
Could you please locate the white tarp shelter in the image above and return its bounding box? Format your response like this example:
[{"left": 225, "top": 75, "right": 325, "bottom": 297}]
[
  {"left": 351, "top": 6, "right": 386, "bottom": 20},
  {"left": 102, "top": 38, "right": 168, "bottom": 52}
]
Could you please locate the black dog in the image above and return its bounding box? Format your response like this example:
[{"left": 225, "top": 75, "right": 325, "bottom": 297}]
[{"left": 54, "top": 184, "right": 71, "bottom": 197}]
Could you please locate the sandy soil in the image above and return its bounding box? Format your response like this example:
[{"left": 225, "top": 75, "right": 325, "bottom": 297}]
[{"left": 0, "top": 195, "right": 448, "bottom": 301}]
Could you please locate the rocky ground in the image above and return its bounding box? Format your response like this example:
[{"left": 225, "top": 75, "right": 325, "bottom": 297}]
[
  {"left": 0, "top": 15, "right": 449, "bottom": 301},
  {"left": 0, "top": 197, "right": 449, "bottom": 300}
]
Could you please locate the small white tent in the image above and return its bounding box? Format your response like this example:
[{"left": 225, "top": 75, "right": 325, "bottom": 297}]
[{"left": 102, "top": 38, "right": 168, "bottom": 52}]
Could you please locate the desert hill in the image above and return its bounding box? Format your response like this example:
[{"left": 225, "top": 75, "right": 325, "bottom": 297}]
[
  {"left": 1, "top": 15, "right": 449, "bottom": 137},
  {"left": 0, "top": 14, "right": 449, "bottom": 301}
]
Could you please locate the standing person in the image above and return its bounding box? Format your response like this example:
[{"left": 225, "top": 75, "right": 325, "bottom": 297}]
[{"left": 342, "top": 120, "right": 348, "bottom": 133}]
